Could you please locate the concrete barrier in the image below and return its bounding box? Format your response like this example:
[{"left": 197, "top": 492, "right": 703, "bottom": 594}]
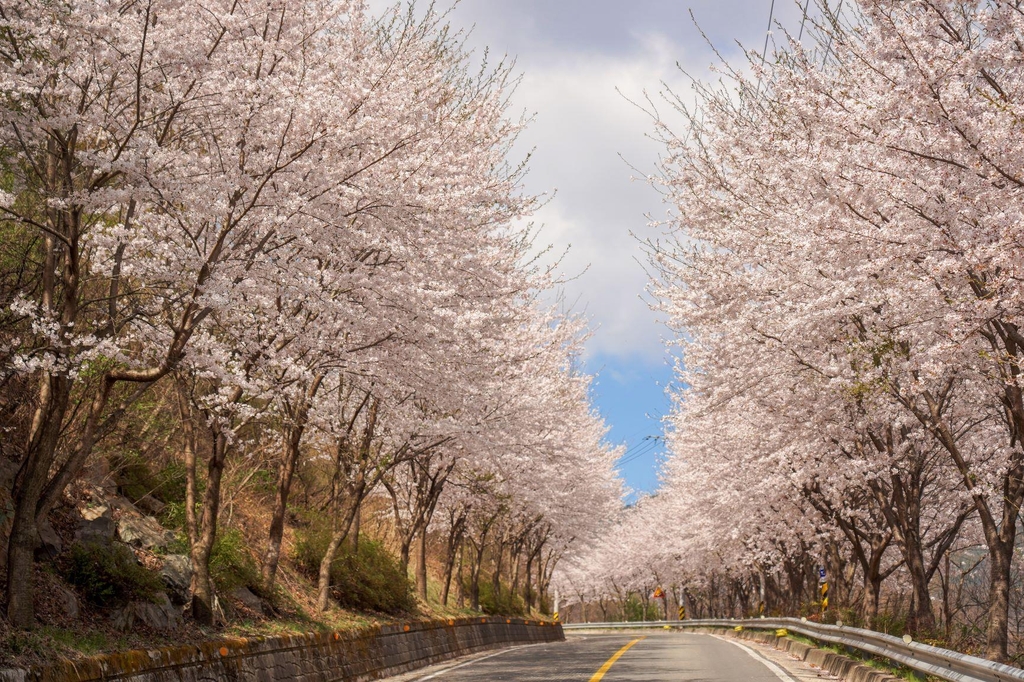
[
  {"left": 0, "top": 617, "right": 564, "bottom": 682},
  {"left": 722, "top": 627, "right": 898, "bottom": 682}
]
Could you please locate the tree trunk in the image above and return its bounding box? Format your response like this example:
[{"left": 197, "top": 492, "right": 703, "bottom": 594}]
[
  {"left": 985, "top": 535, "right": 1013, "bottom": 662},
  {"left": 348, "top": 506, "right": 360, "bottom": 551},
  {"left": 318, "top": 395, "right": 379, "bottom": 613},
  {"left": 862, "top": 571, "right": 882, "bottom": 626},
  {"left": 316, "top": 482, "right": 363, "bottom": 612},
  {"left": 439, "top": 513, "right": 465, "bottom": 607},
  {"left": 491, "top": 541, "right": 504, "bottom": 605},
  {"left": 455, "top": 544, "right": 465, "bottom": 608},
  {"left": 906, "top": 381, "right": 1024, "bottom": 662},
  {"left": 511, "top": 549, "right": 522, "bottom": 598},
  {"left": 190, "top": 428, "right": 229, "bottom": 625},
  {"left": 262, "top": 375, "right": 322, "bottom": 594},
  {"left": 467, "top": 536, "right": 488, "bottom": 612},
  {"left": 399, "top": 537, "right": 412, "bottom": 576},
  {"left": 440, "top": 545, "right": 455, "bottom": 607},
  {"left": 905, "top": 536, "right": 936, "bottom": 634},
  {"left": 262, "top": 420, "right": 303, "bottom": 594},
  {"left": 5, "top": 371, "right": 71, "bottom": 627},
  {"left": 523, "top": 551, "right": 534, "bottom": 610},
  {"left": 940, "top": 552, "right": 952, "bottom": 639},
  {"left": 539, "top": 548, "right": 556, "bottom": 614},
  {"left": 415, "top": 531, "right": 428, "bottom": 601},
  {"left": 4, "top": 145, "right": 80, "bottom": 628}
]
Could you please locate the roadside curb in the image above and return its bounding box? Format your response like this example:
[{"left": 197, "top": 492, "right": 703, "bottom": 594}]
[{"left": 684, "top": 627, "right": 899, "bottom": 682}]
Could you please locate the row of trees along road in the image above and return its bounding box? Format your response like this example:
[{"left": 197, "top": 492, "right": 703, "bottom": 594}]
[
  {"left": 554, "top": 0, "right": 1024, "bottom": 665},
  {"left": 0, "top": 0, "right": 623, "bottom": 629}
]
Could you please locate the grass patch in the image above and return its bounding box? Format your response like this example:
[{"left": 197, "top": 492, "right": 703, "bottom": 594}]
[{"left": 40, "top": 627, "right": 114, "bottom": 656}]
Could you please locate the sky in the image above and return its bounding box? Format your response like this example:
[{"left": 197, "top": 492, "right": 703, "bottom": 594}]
[{"left": 371, "top": 0, "right": 814, "bottom": 498}]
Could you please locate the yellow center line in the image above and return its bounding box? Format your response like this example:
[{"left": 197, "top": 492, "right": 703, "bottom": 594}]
[{"left": 588, "top": 636, "right": 646, "bottom": 682}]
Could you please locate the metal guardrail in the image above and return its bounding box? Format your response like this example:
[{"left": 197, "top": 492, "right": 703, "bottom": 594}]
[{"left": 562, "top": 618, "right": 1024, "bottom": 682}]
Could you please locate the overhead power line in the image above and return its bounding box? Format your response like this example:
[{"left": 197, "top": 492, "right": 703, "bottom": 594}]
[
  {"left": 798, "top": 0, "right": 811, "bottom": 41},
  {"left": 761, "top": 0, "right": 777, "bottom": 67},
  {"left": 757, "top": 0, "right": 777, "bottom": 95}
]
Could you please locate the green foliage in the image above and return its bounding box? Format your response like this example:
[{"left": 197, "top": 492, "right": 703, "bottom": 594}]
[
  {"left": 64, "top": 542, "right": 162, "bottom": 608},
  {"left": 158, "top": 499, "right": 201, "bottom": 534},
  {"left": 291, "top": 524, "right": 325, "bottom": 576},
  {"left": 210, "top": 528, "right": 261, "bottom": 594},
  {"left": 249, "top": 468, "right": 277, "bottom": 494},
  {"left": 159, "top": 502, "right": 188, "bottom": 532},
  {"left": 158, "top": 526, "right": 260, "bottom": 592},
  {"left": 871, "top": 610, "right": 910, "bottom": 637},
  {"left": 622, "top": 596, "right": 661, "bottom": 622},
  {"left": 828, "top": 606, "right": 862, "bottom": 628},
  {"left": 111, "top": 452, "right": 187, "bottom": 506},
  {"left": 155, "top": 461, "right": 188, "bottom": 504},
  {"left": 293, "top": 525, "right": 415, "bottom": 614},
  {"left": 478, "top": 581, "right": 526, "bottom": 616}
]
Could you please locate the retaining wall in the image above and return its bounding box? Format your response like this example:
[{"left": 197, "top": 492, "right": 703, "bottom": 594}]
[{"left": 1, "top": 617, "right": 564, "bottom": 682}]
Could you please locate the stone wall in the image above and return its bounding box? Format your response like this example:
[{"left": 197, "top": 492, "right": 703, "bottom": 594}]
[{"left": 1, "top": 617, "right": 564, "bottom": 682}]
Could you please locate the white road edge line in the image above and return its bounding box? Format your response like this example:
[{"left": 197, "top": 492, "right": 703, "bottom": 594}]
[
  {"left": 714, "top": 635, "right": 809, "bottom": 682},
  {"left": 411, "top": 644, "right": 530, "bottom": 680}
]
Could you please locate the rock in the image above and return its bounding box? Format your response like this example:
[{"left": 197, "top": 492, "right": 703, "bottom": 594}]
[
  {"left": 0, "top": 457, "right": 19, "bottom": 491},
  {"left": 81, "top": 458, "right": 117, "bottom": 494},
  {"left": 112, "top": 593, "right": 181, "bottom": 632},
  {"left": 110, "top": 604, "right": 130, "bottom": 630},
  {"left": 108, "top": 495, "right": 139, "bottom": 512},
  {"left": 55, "top": 585, "right": 79, "bottom": 621},
  {"left": 117, "top": 514, "right": 174, "bottom": 550},
  {"left": 35, "top": 518, "right": 62, "bottom": 560},
  {"left": 160, "top": 554, "right": 193, "bottom": 605},
  {"left": 135, "top": 494, "right": 166, "bottom": 516},
  {"left": 229, "top": 586, "right": 264, "bottom": 614},
  {"left": 75, "top": 504, "right": 114, "bottom": 544}
]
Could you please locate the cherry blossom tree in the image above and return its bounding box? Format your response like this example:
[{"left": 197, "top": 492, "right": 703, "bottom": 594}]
[{"left": 636, "top": 0, "right": 1024, "bottom": 661}]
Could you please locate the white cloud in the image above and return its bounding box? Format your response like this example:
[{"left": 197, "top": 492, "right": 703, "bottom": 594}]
[
  {"left": 365, "top": 0, "right": 815, "bottom": 363},
  {"left": 505, "top": 33, "right": 694, "bottom": 362}
]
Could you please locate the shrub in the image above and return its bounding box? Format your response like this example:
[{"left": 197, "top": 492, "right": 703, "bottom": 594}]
[
  {"left": 110, "top": 452, "right": 187, "bottom": 505},
  {"left": 154, "top": 461, "right": 188, "bottom": 504},
  {"left": 479, "top": 581, "right": 526, "bottom": 616},
  {"left": 293, "top": 526, "right": 415, "bottom": 614},
  {"left": 150, "top": 526, "right": 259, "bottom": 592},
  {"left": 65, "top": 542, "right": 163, "bottom": 607},
  {"left": 210, "top": 528, "right": 261, "bottom": 594},
  {"left": 159, "top": 502, "right": 188, "bottom": 532},
  {"left": 622, "top": 596, "right": 660, "bottom": 622}
]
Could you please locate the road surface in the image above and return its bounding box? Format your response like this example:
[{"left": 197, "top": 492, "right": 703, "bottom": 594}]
[{"left": 383, "top": 630, "right": 828, "bottom": 681}]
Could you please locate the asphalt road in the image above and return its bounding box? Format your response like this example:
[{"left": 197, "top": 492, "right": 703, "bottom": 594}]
[{"left": 385, "top": 630, "right": 811, "bottom": 681}]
